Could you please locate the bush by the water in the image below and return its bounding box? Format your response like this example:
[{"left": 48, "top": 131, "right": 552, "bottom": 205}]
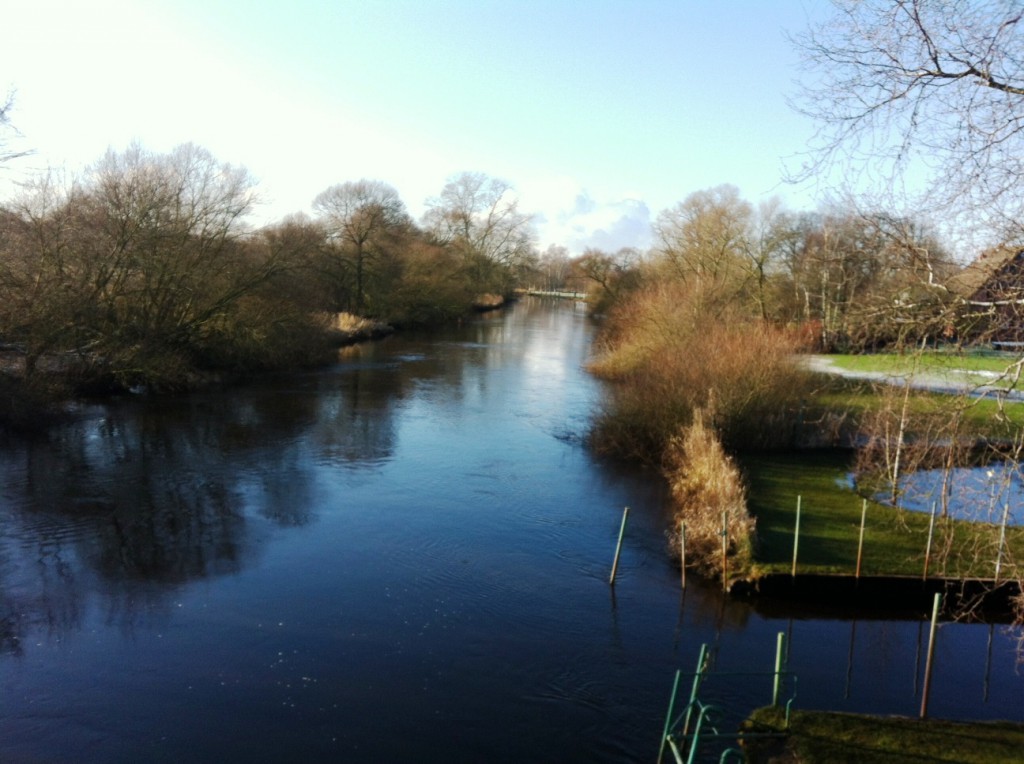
[
  {"left": 588, "top": 281, "right": 811, "bottom": 461},
  {"left": 663, "top": 410, "right": 754, "bottom": 579}
]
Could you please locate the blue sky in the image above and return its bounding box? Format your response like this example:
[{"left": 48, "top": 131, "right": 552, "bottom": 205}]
[{"left": 1, "top": 0, "right": 831, "bottom": 253}]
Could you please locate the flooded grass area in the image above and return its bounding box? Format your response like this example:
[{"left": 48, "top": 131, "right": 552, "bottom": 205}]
[
  {"left": 893, "top": 463, "right": 1024, "bottom": 526},
  {"left": 742, "top": 450, "right": 1024, "bottom": 581}
]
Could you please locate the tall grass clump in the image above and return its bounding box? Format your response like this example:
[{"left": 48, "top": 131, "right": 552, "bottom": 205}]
[
  {"left": 588, "top": 281, "right": 811, "bottom": 461},
  {"left": 663, "top": 409, "right": 754, "bottom": 579}
]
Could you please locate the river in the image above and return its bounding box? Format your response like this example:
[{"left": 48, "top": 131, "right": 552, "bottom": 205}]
[{"left": 1, "top": 297, "right": 1021, "bottom": 762}]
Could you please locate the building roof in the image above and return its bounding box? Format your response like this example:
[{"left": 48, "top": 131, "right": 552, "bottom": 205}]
[{"left": 946, "top": 246, "right": 1024, "bottom": 300}]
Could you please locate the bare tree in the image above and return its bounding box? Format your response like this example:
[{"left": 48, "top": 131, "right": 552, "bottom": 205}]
[
  {"left": 312, "top": 180, "right": 410, "bottom": 313},
  {"left": 653, "top": 185, "right": 752, "bottom": 298},
  {"left": 0, "top": 143, "right": 311, "bottom": 390},
  {"left": 571, "top": 247, "right": 641, "bottom": 313},
  {"left": 652, "top": 186, "right": 800, "bottom": 321},
  {"left": 423, "top": 172, "right": 535, "bottom": 293},
  {"left": 793, "top": 0, "right": 1024, "bottom": 246},
  {"left": 0, "top": 91, "right": 30, "bottom": 165},
  {"left": 535, "top": 244, "right": 571, "bottom": 291}
]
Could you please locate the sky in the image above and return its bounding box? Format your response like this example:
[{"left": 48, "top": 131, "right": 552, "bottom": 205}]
[{"left": 0, "top": 0, "right": 833, "bottom": 254}]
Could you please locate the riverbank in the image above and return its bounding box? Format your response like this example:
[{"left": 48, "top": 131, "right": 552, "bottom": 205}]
[
  {"left": 731, "top": 573, "right": 1020, "bottom": 622},
  {"left": 743, "top": 707, "right": 1024, "bottom": 763}
]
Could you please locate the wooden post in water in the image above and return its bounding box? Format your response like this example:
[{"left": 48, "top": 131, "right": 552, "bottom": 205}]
[
  {"left": 920, "top": 592, "right": 942, "bottom": 719},
  {"left": 680, "top": 522, "right": 687, "bottom": 590},
  {"left": 609, "top": 506, "right": 629, "bottom": 586},
  {"left": 791, "top": 496, "right": 802, "bottom": 579},
  {"left": 995, "top": 501, "right": 1010, "bottom": 583},
  {"left": 855, "top": 498, "right": 867, "bottom": 580},
  {"left": 923, "top": 502, "right": 937, "bottom": 580}
]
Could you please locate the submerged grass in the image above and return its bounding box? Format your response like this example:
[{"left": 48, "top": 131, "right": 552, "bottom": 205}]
[
  {"left": 744, "top": 707, "right": 1024, "bottom": 764},
  {"left": 741, "top": 449, "right": 1024, "bottom": 580}
]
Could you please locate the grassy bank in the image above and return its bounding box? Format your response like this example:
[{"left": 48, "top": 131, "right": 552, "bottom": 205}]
[
  {"left": 828, "top": 351, "right": 1020, "bottom": 376},
  {"left": 743, "top": 707, "right": 1024, "bottom": 763},
  {"left": 809, "top": 375, "right": 1024, "bottom": 436}
]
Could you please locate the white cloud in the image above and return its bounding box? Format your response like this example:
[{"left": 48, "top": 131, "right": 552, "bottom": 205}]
[{"left": 519, "top": 177, "right": 651, "bottom": 255}]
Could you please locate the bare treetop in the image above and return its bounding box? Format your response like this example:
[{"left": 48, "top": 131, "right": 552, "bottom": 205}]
[
  {"left": 793, "top": 0, "right": 1024, "bottom": 247},
  {"left": 0, "top": 91, "right": 31, "bottom": 166}
]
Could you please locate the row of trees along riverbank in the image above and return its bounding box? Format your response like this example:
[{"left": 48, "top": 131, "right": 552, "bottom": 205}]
[{"left": 0, "top": 142, "right": 539, "bottom": 428}]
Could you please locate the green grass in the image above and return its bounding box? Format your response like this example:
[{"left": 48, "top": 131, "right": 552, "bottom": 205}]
[
  {"left": 809, "top": 375, "right": 1024, "bottom": 433},
  {"left": 828, "top": 351, "right": 1023, "bottom": 375},
  {"left": 744, "top": 707, "right": 1024, "bottom": 763},
  {"left": 739, "top": 450, "right": 1024, "bottom": 579}
]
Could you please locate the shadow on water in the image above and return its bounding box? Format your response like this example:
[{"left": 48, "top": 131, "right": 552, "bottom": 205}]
[{"left": 0, "top": 297, "right": 1022, "bottom": 763}]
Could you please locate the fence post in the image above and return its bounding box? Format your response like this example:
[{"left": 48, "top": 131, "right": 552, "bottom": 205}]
[
  {"left": 856, "top": 498, "right": 867, "bottom": 580},
  {"left": 923, "top": 502, "right": 937, "bottom": 580},
  {"left": 920, "top": 592, "right": 942, "bottom": 719},
  {"left": 995, "top": 501, "right": 1010, "bottom": 583},
  {"left": 609, "top": 506, "right": 629, "bottom": 586},
  {"left": 791, "top": 495, "right": 802, "bottom": 579}
]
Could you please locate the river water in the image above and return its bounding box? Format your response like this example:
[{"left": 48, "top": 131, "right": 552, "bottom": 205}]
[{"left": 1, "top": 297, "right": 1021, "bottom": 762}]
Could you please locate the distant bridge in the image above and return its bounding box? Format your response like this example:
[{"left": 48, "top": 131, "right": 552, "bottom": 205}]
[{"left": 517, "top": 289, "right": 588, "bottom": 300}]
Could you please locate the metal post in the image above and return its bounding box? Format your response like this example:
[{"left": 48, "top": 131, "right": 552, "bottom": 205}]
[
  {"left": 682, "top": 644, "right": 709, "bottom": 737},
  {"left": 923, "top": 502, "right": 937, "bottom": 580},
  {"left": 856, "top": 498, "right": 867, "bottom": 579},
  {"left": 657, "top": 669, "right": 682, "bottom": 764},
  {"left": 791, "top": 495, "right": 802, "bottom": 578},
  {"left": 772, "top": 631, "right": 786, "bottom": 706},
  {"left": 686, "top": 706, "right": 712, "bottom": 764},
  {"left": 609, "top": 506, "right": 629, "bottom": 586},
  {"left": 920, "top": 592, "right": 942, "bottom": 719}
]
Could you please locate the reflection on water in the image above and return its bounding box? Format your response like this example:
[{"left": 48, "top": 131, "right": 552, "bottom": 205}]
[{"left": 1, "top": 297, "right": 1022, "bottom": 763}]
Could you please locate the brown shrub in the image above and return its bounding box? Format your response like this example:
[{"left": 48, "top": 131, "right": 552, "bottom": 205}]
[
  {"left": 588, "top": 280, "right": 811, "bottom": 460},
  {"left": 663, "top": 410, "right": 754, "bottom": 579}
]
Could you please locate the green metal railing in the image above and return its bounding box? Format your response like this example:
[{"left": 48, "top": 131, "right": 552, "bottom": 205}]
[{"left": 658, "top": 633, "right": 797, "bottom": 764}]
